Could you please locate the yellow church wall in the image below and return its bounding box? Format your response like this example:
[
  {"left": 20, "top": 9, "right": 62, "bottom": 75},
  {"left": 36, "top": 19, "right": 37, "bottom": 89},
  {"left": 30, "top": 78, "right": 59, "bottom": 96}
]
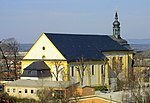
[
  {"left": 21, "top": 50, "right": 133, "bottom": 87},
  {"left": 68, "top": 61, "right": 106, "bottom": 86},
  {"left": 99, "top": 65, "right": 102, "bottom": 86},
  {"left": 104, "top": 51, "right": 133, "bottom": 79},
  {"left": 68, "top": 57, "right": 134, "bottom": 87},
  {"left": 99, "top": 51, "right": 133, "bottom": 89},
  {"left": 67, "top": 51, "right": 133, "bottom": 87},
  {"left": 105, "top": 63, "right": 109, "bottom": 86},
  {"left": 87, "top": 65, "right": 91, "bottom": 86}
]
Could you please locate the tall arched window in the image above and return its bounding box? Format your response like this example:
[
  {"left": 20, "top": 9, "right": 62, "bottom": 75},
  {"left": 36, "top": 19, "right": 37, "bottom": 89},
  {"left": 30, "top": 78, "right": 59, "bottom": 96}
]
[
  {"left": 71, "top": 66, "right": 74, "bottom": 77},
  {"left": 91, "top": 65, "right": 95, "bottom": 75},
  {"left": 112, "top": 57, "right": 116, "bottom": 70},
  {"left": 101, "top": 65, "right": 105, "bottom": 77},
  {"left": 101, "top": 65, "right": 104, "bottom": 74},
  {"left": 119, "top": 57, "right": 123, "bottom": 70}
]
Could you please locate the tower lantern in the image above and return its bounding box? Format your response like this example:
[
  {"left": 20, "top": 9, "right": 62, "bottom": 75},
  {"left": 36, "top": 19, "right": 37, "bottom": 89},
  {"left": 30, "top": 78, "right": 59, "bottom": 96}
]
[{"left": 113, "top": 12, "right": 121, "bottom": 39}]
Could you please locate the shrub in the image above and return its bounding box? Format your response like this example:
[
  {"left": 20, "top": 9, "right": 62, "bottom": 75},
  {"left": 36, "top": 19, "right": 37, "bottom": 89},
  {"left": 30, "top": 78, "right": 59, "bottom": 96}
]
[
  {"left": 0, "top": 92, "right": 38, "bottom": 103},
  {"left": 10, "top": 97, "right": 38, "bottom": 103},
  {"left": 93, "top": 86, "right": 108, "bottom": 91},
  {"left": 0, "top": 92, "right": 9, "bottom": 101}
]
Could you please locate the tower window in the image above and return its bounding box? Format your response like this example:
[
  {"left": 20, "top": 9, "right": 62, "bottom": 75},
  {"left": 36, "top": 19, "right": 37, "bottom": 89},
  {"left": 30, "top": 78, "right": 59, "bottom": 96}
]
[
  {"left": 91, "top": 65, "right": 95, "bottom": 75},
  {"left": 42, "top": 46, "right": 45, "bottom": 50}
]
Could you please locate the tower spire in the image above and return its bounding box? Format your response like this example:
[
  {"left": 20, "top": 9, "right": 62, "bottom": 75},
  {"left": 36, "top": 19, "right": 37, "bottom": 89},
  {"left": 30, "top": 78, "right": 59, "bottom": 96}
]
[
  {"left": 113, "top": 12, "right": 121, "bottom": 39},
  {"left": 115, "top": 12, "right": 118, "bottom": 20}
]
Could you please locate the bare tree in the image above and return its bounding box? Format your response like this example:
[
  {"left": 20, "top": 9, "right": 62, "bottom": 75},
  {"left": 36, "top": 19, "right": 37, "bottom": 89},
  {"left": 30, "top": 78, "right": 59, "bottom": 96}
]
[
  {"left": 37, "top": 83, "right": 80, "bottom": 103},
  {"left": 0, "top": 38, "right": 20, "bottom": 80},
  {"left": 122, "top": 68, "right": 150, "bottom": 103},
  {"left": 75, "top": 57, "right": 87, "bottom": 86},
  {"left": 37, "top": 88, "right": 55, "bottom": 103},
  {"left": 121, "top": 52, "right": 150, "bottom": 103},
  {"left": 0, "top": 41, "right": 10, "bottom": 79},
  {"left": 51, "top": 61, "right": 64, "bottom": 81},
  {"left": 66, "top": 83, "right": 81, "bottom": 103},
  {"left": 111, "top": 57, "right": 124, "bottom": 90}
]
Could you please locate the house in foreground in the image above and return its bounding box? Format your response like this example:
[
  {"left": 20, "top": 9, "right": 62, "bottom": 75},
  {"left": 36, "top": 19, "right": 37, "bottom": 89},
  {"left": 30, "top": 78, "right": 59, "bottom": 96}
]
[{"left": 5, "top": 61, "right": 77, "bottom": 100}]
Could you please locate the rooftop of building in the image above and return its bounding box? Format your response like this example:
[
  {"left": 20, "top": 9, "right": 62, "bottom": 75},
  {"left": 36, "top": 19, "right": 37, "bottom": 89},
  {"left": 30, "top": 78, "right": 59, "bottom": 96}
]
[
  {"left": 44, "top": 33, "right": 131, "bottom": 62},
  {"left": 21, "top": 61, "right": 52, "bottom": 77},
  {"left": 6, "top": 79, "right": 74, "bottom": 88}
]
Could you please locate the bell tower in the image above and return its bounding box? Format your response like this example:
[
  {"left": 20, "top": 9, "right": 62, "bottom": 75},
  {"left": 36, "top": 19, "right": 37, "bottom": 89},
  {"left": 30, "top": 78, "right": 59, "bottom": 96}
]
[{"left": 113, "top": 12, "right": 121, "bottom": 39}]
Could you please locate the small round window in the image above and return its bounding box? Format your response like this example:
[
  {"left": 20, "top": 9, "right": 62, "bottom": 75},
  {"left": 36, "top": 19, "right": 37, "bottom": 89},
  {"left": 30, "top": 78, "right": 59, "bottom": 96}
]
[
  {"left": 42, "top": 46, "right": 45, "bottom": 50},
  {"left": 42, "top": 55, "right": 46, "bottom": 59}
]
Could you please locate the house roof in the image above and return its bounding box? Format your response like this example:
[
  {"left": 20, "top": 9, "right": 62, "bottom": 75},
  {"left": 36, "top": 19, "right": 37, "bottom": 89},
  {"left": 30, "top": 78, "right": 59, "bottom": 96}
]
[
  {"left": 45, "top": 33, "right": 131, "bottom": 62},
  {"left": 6, "top": 79, "right": 74, "bottom": 88},
  {"left": 24, "top": 61, "right": 50, "bottom": 70},
  {"left": 21, "top": 61, "right": 52, "bottom": 77}
]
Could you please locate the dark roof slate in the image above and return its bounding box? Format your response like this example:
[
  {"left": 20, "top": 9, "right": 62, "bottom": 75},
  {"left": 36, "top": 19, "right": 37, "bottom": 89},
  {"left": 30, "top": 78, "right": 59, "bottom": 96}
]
[
  {"left": 45, "top": 33, "right": 130, "bottom": 62},
  {"left": 21, "top": 61, "right": 52, "bottom": 77},
  {"left": 24, "top": 61, "right": 50, "bottom": 70}
]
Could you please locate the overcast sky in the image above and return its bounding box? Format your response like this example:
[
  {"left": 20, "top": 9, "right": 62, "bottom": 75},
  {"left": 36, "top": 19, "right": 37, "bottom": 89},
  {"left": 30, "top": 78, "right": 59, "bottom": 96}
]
[{"left": 0, "top": 0, "right": 150, "bottom": 43}]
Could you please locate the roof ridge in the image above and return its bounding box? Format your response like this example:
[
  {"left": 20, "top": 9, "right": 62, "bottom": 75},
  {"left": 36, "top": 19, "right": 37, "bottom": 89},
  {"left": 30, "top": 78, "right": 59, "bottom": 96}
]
[{"left": 44, "top": 32, "right": 110, "bottom": 36}]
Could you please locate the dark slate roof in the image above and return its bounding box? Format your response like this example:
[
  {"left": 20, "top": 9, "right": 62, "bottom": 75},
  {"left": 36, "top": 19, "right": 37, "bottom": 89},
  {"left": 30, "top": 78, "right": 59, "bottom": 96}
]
[
  {"left": 24, "top": 61, "right": 50, "bottom": 70},
  {"left": 45, "top": 33, "right": 131, "bottom": 62},
  {"left": 21, "top": 61, "right": 52, "bottom": 77},
  {"left": 110, "top": 36, "right": 133, "bottom": 50}
]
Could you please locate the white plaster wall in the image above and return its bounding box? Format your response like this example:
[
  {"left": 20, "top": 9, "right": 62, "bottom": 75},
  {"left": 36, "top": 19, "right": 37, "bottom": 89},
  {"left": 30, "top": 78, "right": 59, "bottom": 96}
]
[
  {"left": 20, "top": 77, "right": 52, "bottom": 81},
  {"left": 21, "top": 77, "right": 39, "bottom": 80}
]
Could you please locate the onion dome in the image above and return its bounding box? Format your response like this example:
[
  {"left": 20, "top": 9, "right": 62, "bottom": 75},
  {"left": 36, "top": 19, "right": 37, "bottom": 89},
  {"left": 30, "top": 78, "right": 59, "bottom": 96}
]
[{"left": 113, "top": 12, "right": 120, "bottom": 27}]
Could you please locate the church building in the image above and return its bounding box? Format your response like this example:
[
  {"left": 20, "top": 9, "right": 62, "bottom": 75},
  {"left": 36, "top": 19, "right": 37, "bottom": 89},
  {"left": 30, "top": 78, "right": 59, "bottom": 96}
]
[{"left": 21, "top": 12, "right": 133, "bottom": 89}]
